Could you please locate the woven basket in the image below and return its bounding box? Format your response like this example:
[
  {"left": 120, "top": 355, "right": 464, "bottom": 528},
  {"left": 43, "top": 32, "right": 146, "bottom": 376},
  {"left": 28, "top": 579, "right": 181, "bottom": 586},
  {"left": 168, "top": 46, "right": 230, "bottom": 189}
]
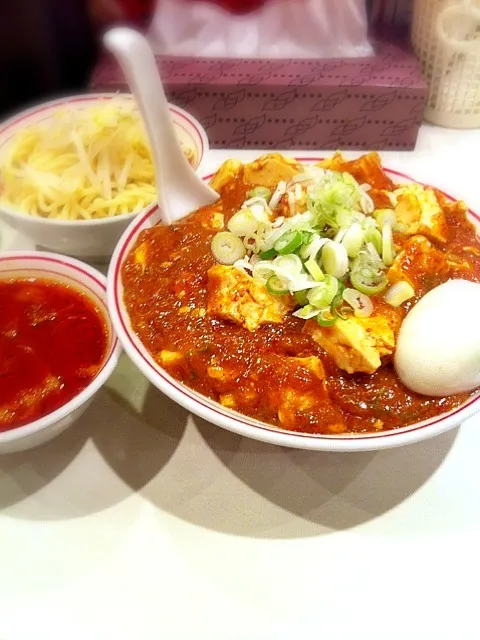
[{"left": 412, "top": 0, "right": 480, "bottom": 127}]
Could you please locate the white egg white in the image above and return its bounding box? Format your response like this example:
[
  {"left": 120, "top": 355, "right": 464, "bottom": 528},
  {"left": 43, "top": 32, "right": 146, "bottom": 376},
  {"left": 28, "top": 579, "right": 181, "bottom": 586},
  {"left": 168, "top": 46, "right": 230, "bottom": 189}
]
[{"left": 394, "top": 278, "right": 480, "bottom": 396}]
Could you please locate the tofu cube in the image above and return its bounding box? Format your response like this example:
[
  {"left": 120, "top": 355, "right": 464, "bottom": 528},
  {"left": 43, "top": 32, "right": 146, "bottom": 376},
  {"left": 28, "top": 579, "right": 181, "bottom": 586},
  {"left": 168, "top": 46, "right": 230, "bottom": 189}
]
[
  {"left": 393, "top": 184, "right": 448, "bottom": 244},
  {"left": 206, "top": 265, "right": 294, "bottom": 332},
  {"left": 304, "top": 312, "right": 398, "bottom": 375}
]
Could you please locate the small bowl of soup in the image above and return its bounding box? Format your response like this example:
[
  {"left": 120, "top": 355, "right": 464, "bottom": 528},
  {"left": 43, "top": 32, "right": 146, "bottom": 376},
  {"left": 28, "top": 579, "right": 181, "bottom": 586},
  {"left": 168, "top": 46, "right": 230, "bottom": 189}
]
[
  {"left": 0, "top": 93, "right": 209, "bottom": 261},
  {"left": 0, "top": 251, "right": 121, "bottom": 453}
]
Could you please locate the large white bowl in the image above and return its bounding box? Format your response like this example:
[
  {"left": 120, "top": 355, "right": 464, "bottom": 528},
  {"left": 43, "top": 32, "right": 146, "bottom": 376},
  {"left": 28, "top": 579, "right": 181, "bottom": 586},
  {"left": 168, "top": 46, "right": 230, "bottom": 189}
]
[
  {"left": 0, "top": 251, "right": 121, "bottom": 453},
  {"left": 0, "top": 93, "right": 209, "bottom": 260},
  {"left": 107, "top": 157, "right": 480, "bottom": 452}
]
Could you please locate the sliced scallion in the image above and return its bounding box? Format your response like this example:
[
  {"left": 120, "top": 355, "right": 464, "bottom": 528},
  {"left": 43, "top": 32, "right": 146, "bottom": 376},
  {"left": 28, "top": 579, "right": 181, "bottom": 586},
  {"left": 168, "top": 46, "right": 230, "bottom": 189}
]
[
  {"left": 252, "top": 261, "right": 275, "bottom": 283},
  {"left": 349, "top": 250, "right": 387, "bottom": 296},
  {"left": 364, "top": 226, "right": 382, "bottom": 255},
  {"left": 307, "top": 275, "right": 338, "bottom": 308},
  {"left": 274, "top": 230, "right": 303, "bottom": 255},
  {"left": 249, "top": 203, "right": 270, "bottom": 222},
  {"left": 350, "top": 269, "right": 387, "bottom": 295},
  {"left": 247, "top": 186, "right": 272, "bottom": 201},
  {"left": 385, "top": 280, "right": 415, "bottom": 307},
  {"left": 342, "top": 288, "right": 373, "bottom": 318},
  {"left": 259, "top": 248, "right": 277, "bottom": 260},
  {"left": 269, "top": 181, "right": 287, "bottom": 209},
  {"left": 273, "top": 254, "right": 303, "bottom": 276},
  {"left": 228, "top": 209, "right": 258, "bottom": 236},
  {"left": 322, "top": 241, "right": 349, "bottom": 279},
  {"left": 334, "top": 228, "right": 347, "bottom": 244},
  {"left": 382, "top": 224, "right": 395, "bottom": 267},
  {"left": 301, "top": 230, "right": 314, "bottom": 246},
  {"left": 299, "top": 234, "right": 327, "bottom": 261},
  {"left": 375, "top": 209, "right": 397, "bottom": 228},
  {"left": 341, "top": 222, "right": 365, "bottom": 258},
  {"left": 211, "top": 232, "right": 246, "bottom": 265},
  {"left": 266, "top": 274, "right": 289, "bottom": 295},
  {"left": 331, "top": 293, "right": 351, "bottom": 320},
  {"left": 293, "top": 304, "right": 320, "bottom": 320},
  {"left": 243, "top": 234, "right": 259, "bottom": 253},
  {"left": 294, "top": 289, "right": 309, "bottom": 306},
  {"left": 304, "top": 258, "right": 324, "bottom": 281},
  {"left": 359, "top": 192, "right": 374, "bottom": 214},
  {"left": 316, "top": 307, "right": 337, "bottom": 327}
]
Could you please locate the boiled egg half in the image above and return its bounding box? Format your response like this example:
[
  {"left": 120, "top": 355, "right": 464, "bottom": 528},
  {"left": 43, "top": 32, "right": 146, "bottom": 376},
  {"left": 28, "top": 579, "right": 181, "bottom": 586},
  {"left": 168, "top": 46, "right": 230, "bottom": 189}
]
[{"left": 394, "top": 279, "right": 480, "bottom": 396}]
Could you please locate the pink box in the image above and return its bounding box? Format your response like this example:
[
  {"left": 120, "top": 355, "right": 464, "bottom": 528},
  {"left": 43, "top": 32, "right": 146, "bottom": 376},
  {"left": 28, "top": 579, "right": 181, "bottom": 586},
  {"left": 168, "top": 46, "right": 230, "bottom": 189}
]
[{"left": 90, "top": 30, "right": 427, "bottom": 151}]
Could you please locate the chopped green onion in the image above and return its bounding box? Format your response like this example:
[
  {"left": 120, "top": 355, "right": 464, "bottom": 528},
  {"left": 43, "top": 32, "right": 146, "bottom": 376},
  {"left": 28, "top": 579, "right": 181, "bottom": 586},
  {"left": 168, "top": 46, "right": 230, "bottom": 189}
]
[
  {"left": 342, "top": 171, "right": 357, "bottom": 187},
  {"left": 293, "top": 304, "right": 320, "bottom": 320},
  {"left": 237, "top": 169, "right": 394, "bottom": 315},
  {"left": 274, "top": 230, "right": 303, "bottom": 255},
  {"left": 306, "top": 170, "right": 365, "bottom": 230},
  {"left": 249, "top": 203, "right": 271, "bottom": 222},
  {"left": 269, "top": 181, "right": 287, "bottom": 209},
  {"left": 227, "top": 209, "right": 259, "bottom": 236},
  {"left": 337, "top": 208, "right": 364, "bottom": 229},
  {"left": 359, "top": 192, "right": 374, "bottom": 214},
  {"left": 304, "top": 258, "right": 324, "bottom": 281},
  {"left": 259, "top": 248, "right": 277, "bottom": 260},
  {"left": 322, "top": 241, "right": 349, "bottom": 279},
  {"left": 299, "top": 234, "right": 327, "bottom": 261},
  {"left": 243, "top": 234, "right": 260, "bottom": 253},
  {"left": 350, "top": 269, "right": 387, "bottom": 295},
  {"left": 331, "top": 293, "right": 350, "bottom": 320},
  {"left": 247, "top": 186, "right": 272, "bottom": 201},
  {"left": 266, "top": 274, "right": 289, "bottom": 295},
  {"left": 350, "top": 251, "right": 387, "bottom": 295},
  {"left": 294, "top": 290, "right": 309, "bottom": 306},
  {"left": 385, "top": 281, "right": 415, "bottom": 307},
  {"left": 211, "top": 232, "right": 246, "bottom": 265},
  {"left": 289, "top": 279, "right": 322, "bottom": 293},
  {"left": 374, "top": 209, "right": 397, "bottom": 228},
  {"left": 382, "top": 224, "right": 395, "bottom": 267},
  {"left": 362, "top": 216, "right": 376, "bottom": 228},
  {"left": 365, "top": 227, "right": 382, "bottom": 255},
  {"left": 342, "top": 288, "right": 373, "bottom": 318},
  {"left": 273, "top": 254, "right": 303, "bottom": 275},
  {"left": 252, "top": 261, "right": 275, "bottom": 283},
  {"left": 316, "top": 308, "right": 337, "bottom": 327},
  {"left": 341, "top": 222, "right": 365, "bottom": 258},
  {"left": 364, "top": 241, "right": 383, "bottom": 266},
  {"left": 301, "top": 230, "right": 314, "bottom": 246},
  {"left": 307, "top": 275, "right": 338, "bottom": 308}
]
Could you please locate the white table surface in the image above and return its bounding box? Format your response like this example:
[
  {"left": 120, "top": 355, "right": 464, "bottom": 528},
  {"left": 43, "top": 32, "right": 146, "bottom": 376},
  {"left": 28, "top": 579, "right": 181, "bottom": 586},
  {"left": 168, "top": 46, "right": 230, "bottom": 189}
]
[{"left": 1, "top": 124, "right": 480, "bottom": 640}]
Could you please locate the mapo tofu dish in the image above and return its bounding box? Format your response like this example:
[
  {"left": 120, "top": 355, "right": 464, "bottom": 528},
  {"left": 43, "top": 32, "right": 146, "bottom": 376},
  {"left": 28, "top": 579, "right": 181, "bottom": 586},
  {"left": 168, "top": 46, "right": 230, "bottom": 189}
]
[{"left": 122, "top": 152, "right": 480, "bottom": 434}]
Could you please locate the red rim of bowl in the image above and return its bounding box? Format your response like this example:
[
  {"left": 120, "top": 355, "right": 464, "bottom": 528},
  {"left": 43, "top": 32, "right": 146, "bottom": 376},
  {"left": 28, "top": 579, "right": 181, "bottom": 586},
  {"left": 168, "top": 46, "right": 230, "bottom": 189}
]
[
  {"left": 0, "top": 251, "right": 121, "bottom": 443},
  {"left": 108, "top": 157, "right": 480, "bottom": 450}
]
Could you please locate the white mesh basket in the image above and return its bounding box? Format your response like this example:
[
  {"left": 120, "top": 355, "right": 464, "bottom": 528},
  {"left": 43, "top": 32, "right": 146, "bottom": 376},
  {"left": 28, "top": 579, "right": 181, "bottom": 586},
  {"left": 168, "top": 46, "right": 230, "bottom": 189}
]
[{"left": 412, "top": 0, "right": 480, "bottom": 127}]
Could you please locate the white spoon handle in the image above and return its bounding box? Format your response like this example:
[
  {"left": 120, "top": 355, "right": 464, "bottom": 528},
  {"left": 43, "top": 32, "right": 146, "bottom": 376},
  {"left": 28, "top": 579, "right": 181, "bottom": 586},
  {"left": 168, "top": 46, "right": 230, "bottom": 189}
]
[{"left": 103, "top": 28, "right": 218, "bottom": 225}]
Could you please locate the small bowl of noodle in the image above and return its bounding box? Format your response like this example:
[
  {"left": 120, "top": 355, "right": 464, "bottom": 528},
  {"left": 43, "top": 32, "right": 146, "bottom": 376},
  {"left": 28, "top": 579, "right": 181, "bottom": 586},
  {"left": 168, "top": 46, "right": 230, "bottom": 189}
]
[{"left": 0, "top": 93, "right": 209, "bottom": 260}]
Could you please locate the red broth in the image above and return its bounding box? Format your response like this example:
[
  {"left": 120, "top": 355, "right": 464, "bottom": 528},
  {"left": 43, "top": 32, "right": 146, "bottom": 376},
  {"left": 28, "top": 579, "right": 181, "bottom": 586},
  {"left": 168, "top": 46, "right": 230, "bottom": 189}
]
[{"left": 0, "top": 278, "right": 108, "bottom": 431}]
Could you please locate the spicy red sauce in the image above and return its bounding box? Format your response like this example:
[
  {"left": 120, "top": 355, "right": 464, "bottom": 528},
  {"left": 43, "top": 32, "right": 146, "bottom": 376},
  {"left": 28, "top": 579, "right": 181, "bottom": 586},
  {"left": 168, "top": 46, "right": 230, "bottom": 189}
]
[{"left": 0, "top": 279, "right": 108, "bottom": 431}]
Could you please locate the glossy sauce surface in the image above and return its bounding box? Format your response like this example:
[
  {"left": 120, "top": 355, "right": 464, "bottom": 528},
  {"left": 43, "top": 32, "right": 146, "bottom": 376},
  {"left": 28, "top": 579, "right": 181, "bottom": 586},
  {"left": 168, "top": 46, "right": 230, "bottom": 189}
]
[
  {"left": 0, "top": 279, "right": 108, "bottom": 431},
  {"left": 122, "top": 163, "right": 480, "bottom": 434}
]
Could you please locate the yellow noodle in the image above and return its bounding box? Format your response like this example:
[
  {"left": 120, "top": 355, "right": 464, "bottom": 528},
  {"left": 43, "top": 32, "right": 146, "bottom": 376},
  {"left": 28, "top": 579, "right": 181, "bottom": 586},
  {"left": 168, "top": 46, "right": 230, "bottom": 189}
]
[{"left": 0, "top": 98, "right": 196, "bottom": 220}]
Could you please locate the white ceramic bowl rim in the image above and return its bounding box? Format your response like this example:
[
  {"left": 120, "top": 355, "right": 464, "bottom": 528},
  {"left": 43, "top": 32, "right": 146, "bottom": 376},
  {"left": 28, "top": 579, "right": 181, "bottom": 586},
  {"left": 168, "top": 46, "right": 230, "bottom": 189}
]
[
  {"left": 0, "top": 93, "right": 208, "bottom": 227},
  {"left": 0, "top": 250, "right": 121, "bottom": 444},
  {"left": 108, "top": 158, "right": 480, "bottom": 451}
]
